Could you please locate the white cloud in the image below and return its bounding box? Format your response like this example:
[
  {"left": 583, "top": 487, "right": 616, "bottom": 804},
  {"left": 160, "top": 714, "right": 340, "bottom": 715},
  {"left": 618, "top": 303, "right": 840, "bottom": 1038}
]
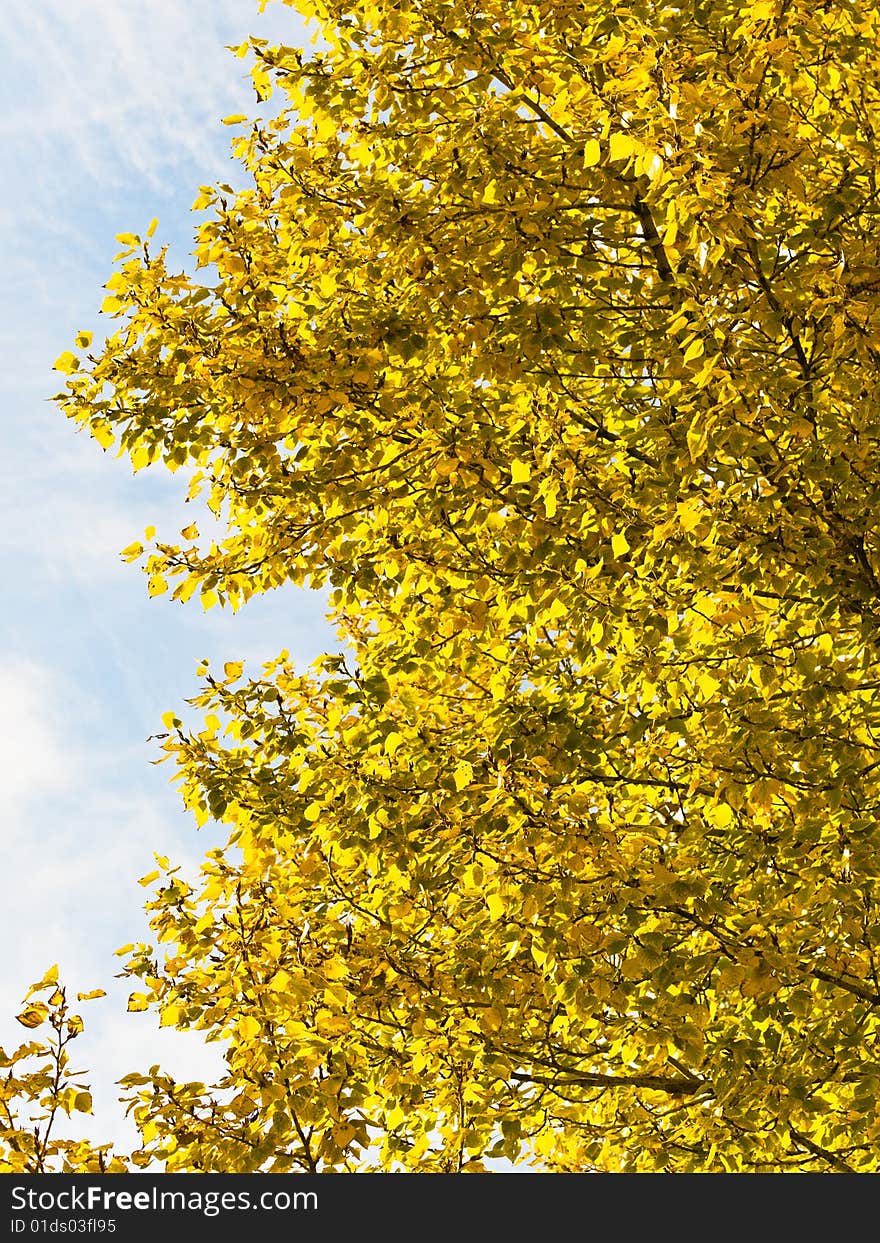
[
  {"left": 0, "top": 655, "right": 205, "bottom": 974},
  {"left": 0, "top": 0, "right": 299, "bottom": 198},
  {"left": 0, "top": 660, "right": 74, "bottom": 819}
]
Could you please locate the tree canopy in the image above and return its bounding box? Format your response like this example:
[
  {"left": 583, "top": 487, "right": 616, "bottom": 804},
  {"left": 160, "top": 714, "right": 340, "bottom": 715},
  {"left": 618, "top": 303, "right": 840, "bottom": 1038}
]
[{"left": 12, "top": 0, "right": 880, "bottom": 1172}]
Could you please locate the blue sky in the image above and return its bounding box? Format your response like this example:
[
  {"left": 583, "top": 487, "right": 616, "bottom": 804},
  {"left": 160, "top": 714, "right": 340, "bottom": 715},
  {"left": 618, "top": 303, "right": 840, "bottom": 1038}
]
[{"left": 0, "top": 0, "right": 333, "bottom": 1151}]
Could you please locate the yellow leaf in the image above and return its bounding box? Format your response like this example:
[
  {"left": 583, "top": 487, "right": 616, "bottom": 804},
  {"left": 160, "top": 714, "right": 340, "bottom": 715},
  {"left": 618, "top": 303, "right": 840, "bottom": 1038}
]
[
  {"left": 385, "top": 1104, "right": 406, "bottom": 1129},
  {"left": 314, "top": 114, "right": 337, "bottom": 143},
  {"left": 486, "top": 892, "right": 505, "bottom": 920},
  {"left": 686, "top": 415, "right": 708, "bottom": 460},
  {"left": 224, "top": 661, "right": 244, "bottom": 681},
  {"left": 222, "top": 114, "right": 248, "bottom": 125},
  {"left": 160, "top": 1004, "right": 182, "bottom": 1027},
  {"left": 92, "top": 423, "right": 115, "bottom": 450},
  {"left": 609, "top": 131, "right": 637, "bottom": 162},
  {"left": 482, "top": 1004, "right": 504, "bottom": 1032},
  {"left": 583, "top": 137, "right": 602, "bottom": 167},
  {"left": 75, "top": 331, "right": 93, "bottom": 349},
  {"left": 39, "top": 964, "right": 59, "bottom": 986},
  {"left": 435, "top": 457, "right": 459, "bottom": 478},
  {"left": 676, "top": 500, "right": 703, "bottom": 533},
  {"left": 682, "top": 336, "right": 705, "bottom": 364},
  {"left": 148, "top": 574, "right": 168, "bottom": 597},
  {"left": 543, "top": 594, "right": 566, "bottom": 623},
  {"left": 269, "top": 970, "right": 292, "bottom": 993},
  {"left": 101, "top": 296, "right": 124, "bottom": 315},
  {"left": 331, "top": 1122, "right": 356, "bottom": 1147},
  {"left": 238, "top": 1015, "right": 261, "bottom": 1041},
  {"left": 717, "top": 964, "right": 746, "bottom": 989},
  {"left": 708, "top": 803, "right": 735, "bottom": 829},
  {"left": 741, "top": 965, "right": 779, "bottom": 998},
  {"left": 304, "top": 802, "right": 323, "bottom": 822},
  {"left": 76, "top": 989, "right": 106, "bottom": 1002},
  {"left": 127, "top": 992, "right": 150, "bottom": 1014},
  {"left": 146, "top": 217, "right": 159, "bottom": 237},
  {"left": 173, "top": 577, "right": 198, "bottom": 604},
  {"left": 252, "top": 65, "right": 272, "bottom": 99},
  {"left": 316, "top": 1011, "right": 351, "bottom": 1037},
  {"left": 453, "top": 760, "right": 473, "bottom": 791},
  {"left": 696, "top": 670, "right": 721, "bottom": 699},
  {"left": 130, "top": 445, "right": 150, "bottom": 472},
  {"left": 53, "top": 351, "right": 79, "bottom": 374},
  {"left": 384, "top": 731, "right": 404, "bottom": 756},
  {"left": 511, "top": 459, "right": 531, "bottom": 484},
  {"left": 693, "top": 355, "right": 717, "bottom": 388},
  {"left": 16, "top": 1004, "right": 49, "bottom": 1028},
  {"left": 73, "top": 1091, "right": 92, "bottom": 1114},
  {"left": 611, "top": 532, "right": 630, "bottom": 557},
  {"left": 541, "top": 479, "right": 559, "bottom": 517}
]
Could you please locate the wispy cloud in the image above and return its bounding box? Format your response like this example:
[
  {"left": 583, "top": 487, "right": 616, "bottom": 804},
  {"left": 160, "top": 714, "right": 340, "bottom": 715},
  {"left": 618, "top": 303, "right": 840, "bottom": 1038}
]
[
  {"left": 0, "top": 0, "right": 295, "bottom": 198},
  {"left": 0, "top": 656, "right": 209, "bottom": 975},
  {"left": 0, "top": 0, "right": 305, "bottom": 366},
  {"left": 0, "top": 660, "right": 74, "bottom": 819}
]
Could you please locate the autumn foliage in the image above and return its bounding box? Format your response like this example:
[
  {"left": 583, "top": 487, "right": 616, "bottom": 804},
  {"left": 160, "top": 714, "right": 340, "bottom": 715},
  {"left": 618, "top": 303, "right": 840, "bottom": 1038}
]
[{"left": 8, "top": 0, "right": 880, "bottom": 1172}]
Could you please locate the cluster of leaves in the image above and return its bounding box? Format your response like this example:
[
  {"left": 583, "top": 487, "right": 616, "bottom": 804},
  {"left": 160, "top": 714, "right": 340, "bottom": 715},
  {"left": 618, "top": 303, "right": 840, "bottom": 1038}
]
[
  {"left": 41, "top": 0, "right": 880, "bottom": 1170},
  {"left": 0, "top": 968, "right": 124, "bottom": 1173}
]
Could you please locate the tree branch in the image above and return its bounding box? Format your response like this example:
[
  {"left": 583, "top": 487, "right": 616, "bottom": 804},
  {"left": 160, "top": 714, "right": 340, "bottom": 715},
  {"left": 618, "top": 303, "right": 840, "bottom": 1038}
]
[{"left": 511, "top": 1069, "right": 709, "bottom": 1098}]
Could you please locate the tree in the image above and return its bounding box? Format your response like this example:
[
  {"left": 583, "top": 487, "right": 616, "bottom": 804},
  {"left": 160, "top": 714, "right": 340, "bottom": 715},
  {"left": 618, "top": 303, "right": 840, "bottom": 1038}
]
[
  {"left": 35, "top": 0, "right": 880, "bottom": 1171},
  {"left": 0, "top": 969, "right": 124, "bottom": 1173}
]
